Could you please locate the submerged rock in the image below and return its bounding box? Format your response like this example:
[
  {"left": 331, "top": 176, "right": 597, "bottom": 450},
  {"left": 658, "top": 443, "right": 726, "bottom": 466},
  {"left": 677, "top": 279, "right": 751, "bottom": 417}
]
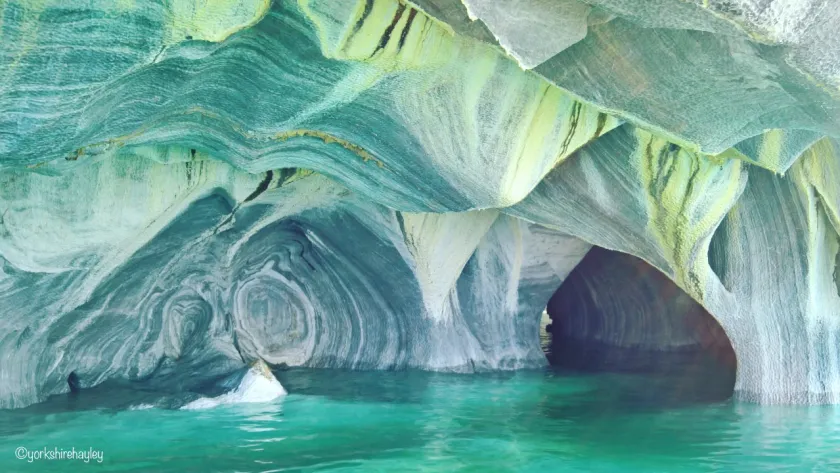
[{"left": 181, "top": 360, "right": 286, "bottom": 410}]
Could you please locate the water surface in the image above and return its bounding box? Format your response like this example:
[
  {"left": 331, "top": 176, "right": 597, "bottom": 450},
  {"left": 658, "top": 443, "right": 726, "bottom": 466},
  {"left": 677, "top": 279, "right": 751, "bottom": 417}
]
[{"left": 1, "top": 367, "right": 839, "bottom": 472}]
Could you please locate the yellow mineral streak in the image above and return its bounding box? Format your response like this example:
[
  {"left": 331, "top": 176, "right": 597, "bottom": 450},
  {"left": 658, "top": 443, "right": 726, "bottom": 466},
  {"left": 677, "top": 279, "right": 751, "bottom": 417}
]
[
  {"left": 54, "top": 105, "right": 383, "bottom": 171},
  {"left": 165, "top": 0, "right": 271, "bottom": 44},
  {"left": 301, "top": 0, "right": 457, "bottom": 70},
  {"left": 273, "top": 130, "right": 384, "bottom": 167},
  {"left": 755, "top": 129, "right": 785, "bottom": 172},
  {"left": 795, "top": 138, "right": 840, "bottom": 234},
  {"left": 722, "top": 128, "right": 808, "bottom": 174},
  {"left": 637, "top": 128, "right": 745, "bottom": 300},
  {"left": 301, "top": 0, "right": 622, "bottom": 208},
  {"left": 499, "top": 87, "right": 621, "bottom": 206}
]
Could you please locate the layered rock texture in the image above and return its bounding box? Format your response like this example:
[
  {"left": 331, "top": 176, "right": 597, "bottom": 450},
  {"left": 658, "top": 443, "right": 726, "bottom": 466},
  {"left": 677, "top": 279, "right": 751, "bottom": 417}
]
[{"left": 1, "top": 0, "right": 839, "bottom": 407}]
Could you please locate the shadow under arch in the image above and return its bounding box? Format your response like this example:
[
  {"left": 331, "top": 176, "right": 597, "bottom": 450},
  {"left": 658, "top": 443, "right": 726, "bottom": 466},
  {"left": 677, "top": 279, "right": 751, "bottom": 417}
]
[{"left": 545, "top": 246, "right": 737, "bottom": 404}]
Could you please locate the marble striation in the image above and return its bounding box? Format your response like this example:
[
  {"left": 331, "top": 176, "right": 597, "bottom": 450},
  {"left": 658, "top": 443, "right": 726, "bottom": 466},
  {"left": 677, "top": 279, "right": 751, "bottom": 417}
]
[{"left": 1, "top": 0, "right": 839, "bottom": 407}]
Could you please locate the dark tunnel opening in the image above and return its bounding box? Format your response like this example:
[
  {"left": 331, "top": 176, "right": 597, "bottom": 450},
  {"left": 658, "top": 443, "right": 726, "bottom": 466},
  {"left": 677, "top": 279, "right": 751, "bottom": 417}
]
[{"left": 542, "top": 247, "right": 737, "bottom": 404}]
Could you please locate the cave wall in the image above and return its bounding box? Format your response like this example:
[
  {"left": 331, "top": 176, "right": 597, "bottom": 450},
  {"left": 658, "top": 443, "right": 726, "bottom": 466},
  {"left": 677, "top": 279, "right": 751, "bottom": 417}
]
[
  {"left": 508, "top": 125, "right": 840, "bottom": 404},
  {"left": 2, "top": 0, "right": 840, "bottom": 407},
  {"left": 0, "top": 152, "right": 590, "bottom": 408}
]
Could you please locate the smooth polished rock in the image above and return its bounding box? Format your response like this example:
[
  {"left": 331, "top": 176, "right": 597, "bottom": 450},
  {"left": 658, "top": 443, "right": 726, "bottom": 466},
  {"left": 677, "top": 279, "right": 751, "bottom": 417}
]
[{"left": 1, "top": 0, "right": 839, "bottom": 408}]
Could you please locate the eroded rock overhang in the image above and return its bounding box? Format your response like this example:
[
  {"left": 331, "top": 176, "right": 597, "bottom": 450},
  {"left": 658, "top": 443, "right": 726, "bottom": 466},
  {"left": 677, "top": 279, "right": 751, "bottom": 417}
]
[{"left": 1, "top": 0, "right": 839, "bottom": 407}]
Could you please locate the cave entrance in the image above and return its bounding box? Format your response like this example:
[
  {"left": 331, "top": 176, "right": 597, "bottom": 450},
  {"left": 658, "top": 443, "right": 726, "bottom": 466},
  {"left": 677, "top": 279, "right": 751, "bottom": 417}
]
[{"left": 542, "top": 246, "right": 737, "bottom": 403}]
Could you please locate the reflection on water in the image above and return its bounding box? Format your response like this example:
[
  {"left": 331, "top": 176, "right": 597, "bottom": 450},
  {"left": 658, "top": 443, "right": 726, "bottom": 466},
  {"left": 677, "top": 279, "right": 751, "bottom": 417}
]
[{"left": 1, "top": 368, "right": 839, "bottom": 472}]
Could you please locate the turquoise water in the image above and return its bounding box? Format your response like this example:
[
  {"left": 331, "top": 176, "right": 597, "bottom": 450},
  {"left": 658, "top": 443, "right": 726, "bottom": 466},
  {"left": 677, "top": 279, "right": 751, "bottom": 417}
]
[{"left": 2, "top": 368, "right": 839, "bottom": 472}]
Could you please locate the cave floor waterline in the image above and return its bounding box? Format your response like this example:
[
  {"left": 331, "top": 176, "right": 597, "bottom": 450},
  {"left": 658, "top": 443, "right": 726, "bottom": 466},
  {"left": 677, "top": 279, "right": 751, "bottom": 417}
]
[{"left": 2, "top": 367, "right": 839, "bottom": 472}]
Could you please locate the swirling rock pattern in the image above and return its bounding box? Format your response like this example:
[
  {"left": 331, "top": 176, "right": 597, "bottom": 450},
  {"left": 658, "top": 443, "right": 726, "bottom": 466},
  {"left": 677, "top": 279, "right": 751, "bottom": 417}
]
[
  {"left": 509, "top": 128, "right": 840, "bottom": 404},
  {"left": 1, "top": 0, "right": 840, "bottom": 407},
  {"left": 0, "top": 152, "right": 590, "bottom": 407}
]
